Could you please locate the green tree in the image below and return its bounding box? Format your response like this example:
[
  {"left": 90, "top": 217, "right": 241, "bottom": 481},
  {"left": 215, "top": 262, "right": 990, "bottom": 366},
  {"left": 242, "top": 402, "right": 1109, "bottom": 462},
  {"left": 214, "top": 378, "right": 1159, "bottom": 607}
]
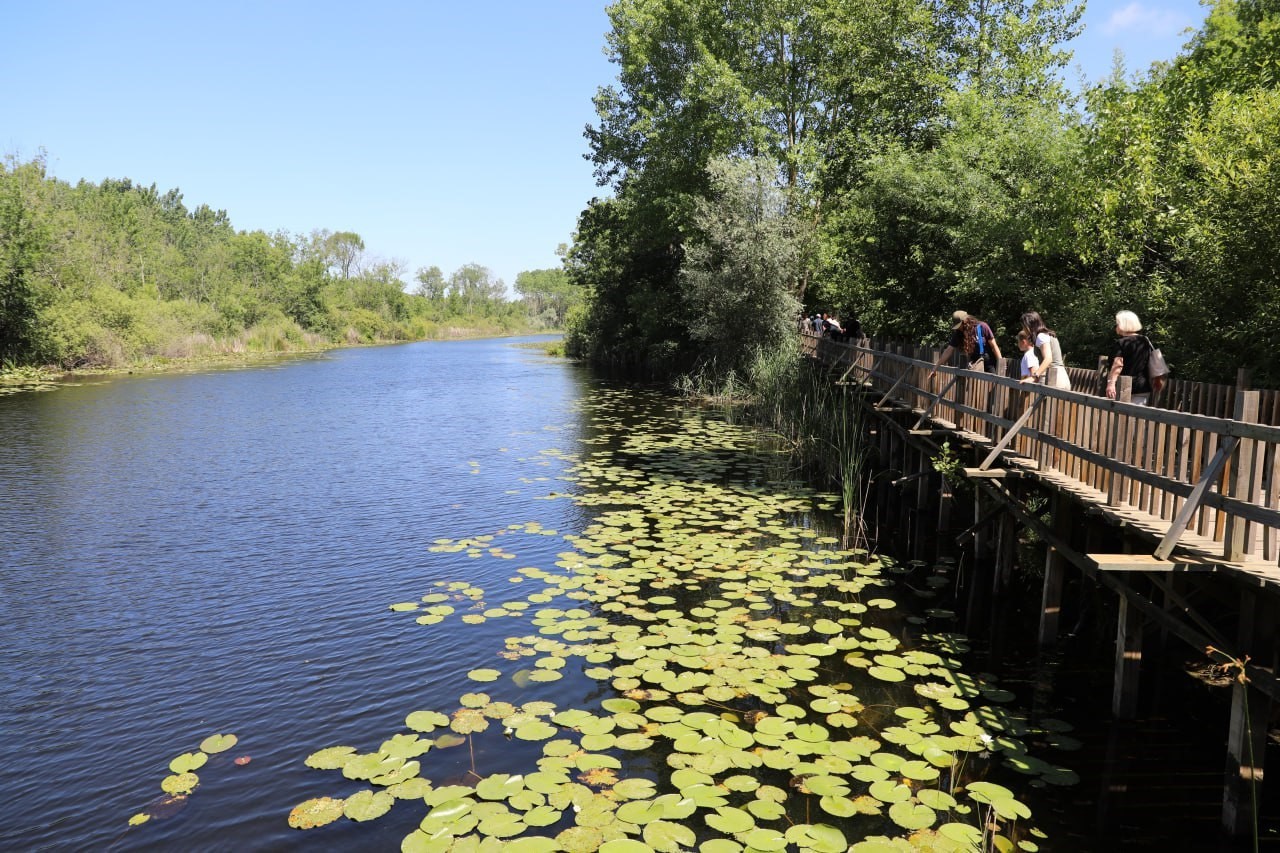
[
  {"left": 514, "top": 267, "right": 582, "bottom": 328},
  {"left": 413, "top": 265, "right": 446, "bottom": 300},
  {"left": 816, "top": 90, "right": 1086, "bottom": 343},
  {"left": 320, "top": 230, "right": 365, "bottom": 279},
  {"left": 0, "top": 155, "right": 55, "bottom": 363},
  {"left": 682, "top": 155, "right": 808, "bottom": 371},
  {"left": 447, "top": 263, "right": 503, "bottom": 315}
]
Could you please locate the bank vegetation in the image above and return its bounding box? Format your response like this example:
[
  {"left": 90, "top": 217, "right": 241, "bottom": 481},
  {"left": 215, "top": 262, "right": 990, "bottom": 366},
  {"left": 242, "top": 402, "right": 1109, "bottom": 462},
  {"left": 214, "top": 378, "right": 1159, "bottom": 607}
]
[
  {"left": 564, "top": 0, "right": 1280, "bottom": 390},
  {"left": 0, "top": 165, "right": 583, "bottom": 377}
]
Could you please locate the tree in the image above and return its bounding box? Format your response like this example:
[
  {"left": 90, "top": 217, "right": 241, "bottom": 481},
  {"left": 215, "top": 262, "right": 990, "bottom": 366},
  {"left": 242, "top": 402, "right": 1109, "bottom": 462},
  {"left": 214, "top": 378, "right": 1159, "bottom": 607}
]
[
  {"left": 682, "top": 155, "right": 807, "bottom": 372},
  {"left": 322, "top": 230, "right": 365, "bottom": 279},
  {"left": 447, "top": 263, "right": 502, "bottom": 314},
  {"left": 413, "top": 265, "right": 446, "bottom": 300},
  {"left": 514, "top": 267, "right": 582, "bottom": 328},
  {"left": 571, "top": 0, "right": 1089, "bottom": 375},
  {"left": 0, "top": 155, "right": 55, "bottom": 364}
]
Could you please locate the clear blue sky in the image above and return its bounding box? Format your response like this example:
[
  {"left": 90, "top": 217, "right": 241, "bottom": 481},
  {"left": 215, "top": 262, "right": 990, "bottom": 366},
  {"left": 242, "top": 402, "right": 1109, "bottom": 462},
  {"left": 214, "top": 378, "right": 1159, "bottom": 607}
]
[{"left": 3, "top": 1, "right": 1208, "bottom": 291}]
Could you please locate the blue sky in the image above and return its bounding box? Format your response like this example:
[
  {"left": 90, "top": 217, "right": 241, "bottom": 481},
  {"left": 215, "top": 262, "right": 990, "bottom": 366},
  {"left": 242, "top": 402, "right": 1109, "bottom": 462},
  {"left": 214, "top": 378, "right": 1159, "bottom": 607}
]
[{"left": 3, "top": 1, "right": 1208, "bottom": 291}]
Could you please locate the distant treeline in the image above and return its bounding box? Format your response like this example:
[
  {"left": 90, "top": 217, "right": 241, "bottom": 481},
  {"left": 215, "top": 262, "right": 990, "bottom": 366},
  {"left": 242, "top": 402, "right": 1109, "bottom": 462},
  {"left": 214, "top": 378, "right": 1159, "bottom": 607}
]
[
  {"left": 565, "top": 0, "right": 1280, "bottom": 386},
  {"left": 0, "top": 162, "right": 583, "bottom": 370}
]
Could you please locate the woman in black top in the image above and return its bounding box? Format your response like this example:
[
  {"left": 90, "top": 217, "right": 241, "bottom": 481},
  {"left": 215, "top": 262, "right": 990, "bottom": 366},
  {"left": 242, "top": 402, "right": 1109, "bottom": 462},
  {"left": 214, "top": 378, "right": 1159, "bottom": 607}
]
[{"left": 1105, "top": 310, "right": 1160, "bottom": 405}]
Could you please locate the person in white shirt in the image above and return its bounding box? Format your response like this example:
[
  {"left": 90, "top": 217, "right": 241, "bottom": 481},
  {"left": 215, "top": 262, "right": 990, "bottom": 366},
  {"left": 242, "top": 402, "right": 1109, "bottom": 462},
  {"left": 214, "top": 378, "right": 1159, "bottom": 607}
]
[{"left": 1017, "top": 330, "right": 1039, "bottom": 380}]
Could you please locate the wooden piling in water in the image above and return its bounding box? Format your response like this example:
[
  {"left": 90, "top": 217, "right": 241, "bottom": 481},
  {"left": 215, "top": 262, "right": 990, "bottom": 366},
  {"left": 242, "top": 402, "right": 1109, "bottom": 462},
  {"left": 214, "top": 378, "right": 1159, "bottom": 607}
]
[{"left": 804, "top": 331, "right": 1280, "bottom": 837}]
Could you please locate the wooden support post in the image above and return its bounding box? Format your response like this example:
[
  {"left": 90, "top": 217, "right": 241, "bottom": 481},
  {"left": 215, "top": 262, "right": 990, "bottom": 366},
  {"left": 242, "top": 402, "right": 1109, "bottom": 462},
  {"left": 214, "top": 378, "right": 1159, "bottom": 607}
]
[
  {"left": 1039, "top": 495, "right": 1073, "bottom": 646},
  {"left": 973, "top": 488, "right": 985, "bottom": 575},
  {"left": 1224, "top": 389, "right": 1260, "bottom": 562},
  {"left": 1223, "top": 593, "right": 1276, "bottom": 837},
  {"left": 914, "top": 446, "right": 932, "bottom": 563},
  {"left": 995, "top": 510, "right": 1018, "bottom": 594},
  {"left": 1112, "top": 592, "right": 1143, "bottom": 719}
]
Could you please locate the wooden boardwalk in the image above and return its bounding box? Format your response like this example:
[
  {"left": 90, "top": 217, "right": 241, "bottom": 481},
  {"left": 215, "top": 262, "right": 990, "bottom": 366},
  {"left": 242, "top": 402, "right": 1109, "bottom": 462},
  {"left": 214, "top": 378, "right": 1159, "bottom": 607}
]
[{"left": 803, "top": 331, "right": 1280, "bottom": 836}]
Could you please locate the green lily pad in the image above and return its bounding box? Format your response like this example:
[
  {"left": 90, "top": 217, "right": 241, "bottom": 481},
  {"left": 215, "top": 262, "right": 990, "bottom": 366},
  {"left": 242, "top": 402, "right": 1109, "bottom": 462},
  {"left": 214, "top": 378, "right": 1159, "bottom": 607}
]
[
  {"left": 705, "top": 806, "right": 755, "bottom": 834},
  {"left": 288, "top": 796, "right": 344, "bottom": 829},
  {"left": 168, "top": 752, "right": 207, "bottom": 774},
  {"left": 786, "top": 823, "right": 847, "bottom": 853},
  {"left": 160, "top": 772, "right": 198, "bottom": 795},
  {"left": 476, "top": 773, "right": 526, "bottom": 801},
  {"left": 406, "top": 710, "right": 449, "bottom": 733},
  {"left": 344, "top": 789, "right": 394, "bottom": 821},
  {"left": 468, "top": 668, "right": 502, "bottom": 682},
  {"left": 888, "top": 800, "right": 936, "bottom": 830},
  {"left": 199, "top": 734, "right": 237, "bottom": 754},
  {"left": 305, "top": 746, "right": 357, "bottom": 770}
]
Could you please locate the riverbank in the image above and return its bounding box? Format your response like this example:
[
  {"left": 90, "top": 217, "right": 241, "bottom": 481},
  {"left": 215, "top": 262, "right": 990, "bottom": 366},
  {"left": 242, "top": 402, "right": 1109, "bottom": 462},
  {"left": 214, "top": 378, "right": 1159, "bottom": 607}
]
[{"left": 0, "top": 327, "right": 565, "bottom": 393}]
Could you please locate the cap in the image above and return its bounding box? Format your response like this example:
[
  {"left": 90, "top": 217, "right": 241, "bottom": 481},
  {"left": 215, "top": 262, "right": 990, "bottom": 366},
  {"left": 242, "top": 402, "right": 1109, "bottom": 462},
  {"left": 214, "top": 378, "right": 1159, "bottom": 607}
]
[{"left": 952, "top": 310, "right": 968, "bottom": 328}]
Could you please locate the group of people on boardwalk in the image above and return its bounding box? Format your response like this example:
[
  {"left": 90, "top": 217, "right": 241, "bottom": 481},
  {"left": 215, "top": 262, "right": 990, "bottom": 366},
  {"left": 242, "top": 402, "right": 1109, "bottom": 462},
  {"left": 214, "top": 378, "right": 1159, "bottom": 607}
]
[
  {"left": 804, "top": 303, "right": 1165, "bottom": 405},
  {"left": 803, "top": 311, "right": 862, "bottom": 342},
  {"left": 925, "top": 308, "right": 1165, "bottom": 405}
]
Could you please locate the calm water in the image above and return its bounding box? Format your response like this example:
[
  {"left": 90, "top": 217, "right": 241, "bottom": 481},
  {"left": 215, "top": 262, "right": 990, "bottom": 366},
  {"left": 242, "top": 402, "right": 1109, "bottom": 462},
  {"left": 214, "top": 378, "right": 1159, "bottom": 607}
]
[
  {"left": 0, "top": 338, "right": 599, "bottom": 851},
  {"left": 0, "top": 338, "right": 1263, "bottom": 852}
]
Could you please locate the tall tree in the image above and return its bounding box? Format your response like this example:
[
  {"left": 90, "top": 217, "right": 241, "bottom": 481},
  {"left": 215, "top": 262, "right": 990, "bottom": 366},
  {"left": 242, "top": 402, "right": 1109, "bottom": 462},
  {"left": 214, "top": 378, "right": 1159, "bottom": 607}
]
[
  {"left": 0, "top": 156, "right": 55, "bottom": 364},
  {"left": 323, "top": 230, "right": 365, "bottom": 280},
  {"left": 413, "top": 265, "right": 446, "bottom": 300},
  {"left": 682, "top": 155, "right": 808, "bottom": 371}
]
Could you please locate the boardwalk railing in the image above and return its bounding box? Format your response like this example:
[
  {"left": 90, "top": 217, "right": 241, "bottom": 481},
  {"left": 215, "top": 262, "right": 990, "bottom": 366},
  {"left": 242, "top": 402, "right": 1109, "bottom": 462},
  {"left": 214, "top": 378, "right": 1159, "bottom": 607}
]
[{"left": 803, "top": 332, "right": 1280, "bottom": 578}]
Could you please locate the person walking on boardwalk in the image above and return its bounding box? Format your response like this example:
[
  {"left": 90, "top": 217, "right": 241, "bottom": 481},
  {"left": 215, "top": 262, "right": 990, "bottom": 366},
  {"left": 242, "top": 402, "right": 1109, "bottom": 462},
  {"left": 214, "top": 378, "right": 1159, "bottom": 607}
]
[
  {"left": 1018, "top": 311, "right": 1070, "bottom": 390},
  {"left": 1105, "top": 310, "right": 1163, "bottom": 405},
  {"left": 1017, "top": 330, "right": 1039, "bottom": 380},
  {"left": 930, "top": 310, "right": 1001, "bottom": 375}
]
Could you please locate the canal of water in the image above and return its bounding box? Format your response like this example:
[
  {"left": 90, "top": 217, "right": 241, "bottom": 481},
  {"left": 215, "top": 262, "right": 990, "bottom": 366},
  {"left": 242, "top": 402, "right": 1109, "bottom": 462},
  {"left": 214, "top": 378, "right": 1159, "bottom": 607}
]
[{"left": 0, "top": 337, "right": 1266, "bottom": 851}]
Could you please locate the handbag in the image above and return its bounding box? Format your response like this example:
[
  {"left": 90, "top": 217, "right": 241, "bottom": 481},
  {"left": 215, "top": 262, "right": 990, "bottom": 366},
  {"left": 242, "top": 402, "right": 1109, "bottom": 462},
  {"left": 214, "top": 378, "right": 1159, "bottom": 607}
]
[{"left": 1145, "top": 336, "right": 1168, "bottom": 383}]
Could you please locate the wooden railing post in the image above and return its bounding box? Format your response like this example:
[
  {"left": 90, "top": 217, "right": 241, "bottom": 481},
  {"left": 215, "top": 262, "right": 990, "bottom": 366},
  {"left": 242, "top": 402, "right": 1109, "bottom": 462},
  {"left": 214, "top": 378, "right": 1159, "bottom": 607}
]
[{"left": 1225, "top": 389, "right": 1261, "bottom": 562}]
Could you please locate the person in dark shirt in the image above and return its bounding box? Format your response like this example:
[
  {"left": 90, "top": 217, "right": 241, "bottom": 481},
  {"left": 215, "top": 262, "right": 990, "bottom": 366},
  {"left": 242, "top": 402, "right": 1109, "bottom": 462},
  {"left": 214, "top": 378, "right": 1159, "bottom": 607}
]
[
  {"left": 930, "top": 310, "right": 1001, "bottom": 375},
  {"left": 1105, "top": 310, "right": 1162, "bottom": 405}
]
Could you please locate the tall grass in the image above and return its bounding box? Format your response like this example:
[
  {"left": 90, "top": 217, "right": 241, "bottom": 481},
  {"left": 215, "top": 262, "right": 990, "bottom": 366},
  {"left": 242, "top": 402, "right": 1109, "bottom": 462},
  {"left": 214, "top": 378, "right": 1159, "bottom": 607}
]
[{"left": 679, "top": 339, "right": 871, "bottom": 548}]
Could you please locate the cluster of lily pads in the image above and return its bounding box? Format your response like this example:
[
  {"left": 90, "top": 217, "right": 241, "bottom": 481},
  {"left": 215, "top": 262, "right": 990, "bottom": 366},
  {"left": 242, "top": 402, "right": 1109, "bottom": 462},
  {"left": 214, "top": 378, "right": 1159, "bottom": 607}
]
[
  {"left": 128, "top": 733, "right": 239, "bottom": 827},
  {"left": 290, "top": 394, "right": 1077, "bottom": 851}
]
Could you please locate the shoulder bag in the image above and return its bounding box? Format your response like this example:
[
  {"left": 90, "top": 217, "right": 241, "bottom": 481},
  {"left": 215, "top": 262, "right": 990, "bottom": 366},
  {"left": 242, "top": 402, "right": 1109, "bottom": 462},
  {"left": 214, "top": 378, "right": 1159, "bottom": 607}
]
[{"left": 1145, "top": 336, "right": 1168, "bottom": 383}]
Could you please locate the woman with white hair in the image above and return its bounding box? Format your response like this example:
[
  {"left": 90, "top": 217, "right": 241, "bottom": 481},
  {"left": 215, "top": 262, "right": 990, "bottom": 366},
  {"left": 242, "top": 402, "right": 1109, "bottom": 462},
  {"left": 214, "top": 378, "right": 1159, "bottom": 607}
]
[{"left": 1105, "top": 310, "right": 1162, "bottom": 405}]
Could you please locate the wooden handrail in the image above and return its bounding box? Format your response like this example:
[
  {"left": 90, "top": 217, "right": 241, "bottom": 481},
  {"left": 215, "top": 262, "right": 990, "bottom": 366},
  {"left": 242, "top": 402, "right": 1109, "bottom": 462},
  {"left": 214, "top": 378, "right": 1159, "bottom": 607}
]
[{"left": 803, "top": 332, "right": 1280, "bottom": 570}]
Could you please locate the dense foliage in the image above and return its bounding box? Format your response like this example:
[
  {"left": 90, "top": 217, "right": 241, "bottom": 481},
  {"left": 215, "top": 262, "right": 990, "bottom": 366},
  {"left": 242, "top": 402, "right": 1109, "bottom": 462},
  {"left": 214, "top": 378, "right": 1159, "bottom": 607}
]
[
  {"left": 0, "top": 159, "right": 580, "bottom": 371},
  {"left": 568, "top": 0, "right": 1280, "bottom": 385}
]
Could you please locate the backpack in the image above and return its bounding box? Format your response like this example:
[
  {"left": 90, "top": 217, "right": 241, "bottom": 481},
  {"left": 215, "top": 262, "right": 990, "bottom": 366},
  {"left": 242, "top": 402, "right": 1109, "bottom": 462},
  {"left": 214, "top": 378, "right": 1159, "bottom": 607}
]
[{"left": 977, "top": 322, "right": 998, "bottom": 370}]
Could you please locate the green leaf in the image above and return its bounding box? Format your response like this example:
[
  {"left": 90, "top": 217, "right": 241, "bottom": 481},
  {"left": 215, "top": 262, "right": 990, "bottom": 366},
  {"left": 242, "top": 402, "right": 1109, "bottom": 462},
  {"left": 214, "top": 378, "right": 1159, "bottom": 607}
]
[
  {"left": 160, "top": 773, "right": 198, "bottom": 795},
  {"left": 705, "top": 806, "right": 755, "bottom": 834},
  {"left": 288, "top": 796, "right": 344, "bottom": 829},
  {"left": 888, "top": 800, "right": 936, "bottom": 830},
  {"left": 199, "top": 733, "right": 237, "bottom": 754},
  {"left": 344, "top": 789, "right": 394, "bottom": 821},
  {"left": 305, "top": 745, "right": 357, "bottom": 770},
  {"left": 168, "top": 752, "right": 207, "bottom": 774}
]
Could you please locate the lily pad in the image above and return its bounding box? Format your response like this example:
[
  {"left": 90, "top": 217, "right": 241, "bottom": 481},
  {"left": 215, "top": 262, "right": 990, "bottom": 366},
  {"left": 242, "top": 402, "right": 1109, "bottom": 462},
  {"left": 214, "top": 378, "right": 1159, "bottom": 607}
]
[
  {"left": 168, "top": 752, "right": 207, "bottom": 774},
  {"left": 344, "top": 789, "right": 394, "bottom": 821},
  {"left": 199, "top": 734, "right": 237, "bottom": 754},
  {"left": 288, "top": 796, "right": 345, "bottom": 829},
  {"left": 160, "top": 773, "right": 198, "bottom": 795}
]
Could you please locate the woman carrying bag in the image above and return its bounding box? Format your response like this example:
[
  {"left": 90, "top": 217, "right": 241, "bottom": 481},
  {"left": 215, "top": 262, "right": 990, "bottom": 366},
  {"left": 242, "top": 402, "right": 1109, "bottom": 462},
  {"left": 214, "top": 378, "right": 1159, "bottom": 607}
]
[{"left": 1105, "top": 310, "right": 1165, "bottom": 406}]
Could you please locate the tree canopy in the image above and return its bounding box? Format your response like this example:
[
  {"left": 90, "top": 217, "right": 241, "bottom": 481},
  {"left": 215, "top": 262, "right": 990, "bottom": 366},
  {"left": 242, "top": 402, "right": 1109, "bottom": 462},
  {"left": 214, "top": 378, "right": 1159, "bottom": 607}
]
[
  {"left": 0, "top": 156, "right": 583, "bottom": 371},
  {"left": 568, "top": 0, "right": 1280, "bottom": 386}
]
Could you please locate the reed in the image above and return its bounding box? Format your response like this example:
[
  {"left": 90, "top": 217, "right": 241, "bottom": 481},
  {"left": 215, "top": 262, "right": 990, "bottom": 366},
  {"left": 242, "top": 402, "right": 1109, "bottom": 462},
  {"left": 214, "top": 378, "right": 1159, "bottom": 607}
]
[{"left": 740, "top": 342, "right": 871, "bottom": 548}]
